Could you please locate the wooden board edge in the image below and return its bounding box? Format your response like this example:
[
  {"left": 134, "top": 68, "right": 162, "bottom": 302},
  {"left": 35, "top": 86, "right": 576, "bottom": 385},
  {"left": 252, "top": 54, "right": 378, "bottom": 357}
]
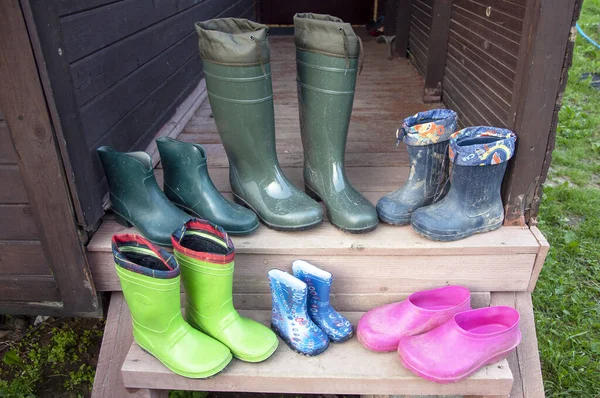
[
  {"left": 91, "top": 292, "right": 135, "bottom": 398},
  {"left": 527, "top": 226, "right": 549, "bottom": 291},
  {"left": 515, "top": 292, "right": 545, "bottom": 398},
  {"left": 102, "top": 78, "right": 208, "bottom": 210}
]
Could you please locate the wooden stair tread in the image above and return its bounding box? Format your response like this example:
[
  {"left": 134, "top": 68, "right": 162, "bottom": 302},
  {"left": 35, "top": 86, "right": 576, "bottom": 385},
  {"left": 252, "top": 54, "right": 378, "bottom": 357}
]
[
  {"left": 88, "top": 217, "right": 538, "bottom": 255},
  {"left": 121, "top": 311, "right": 513, "bottom": 395}
]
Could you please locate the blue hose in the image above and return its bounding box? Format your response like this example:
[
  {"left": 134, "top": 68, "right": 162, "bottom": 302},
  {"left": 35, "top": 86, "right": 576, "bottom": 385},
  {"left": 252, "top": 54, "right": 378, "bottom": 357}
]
[{"left": 576, "top": 22, "right": 600, "bottom": 50}]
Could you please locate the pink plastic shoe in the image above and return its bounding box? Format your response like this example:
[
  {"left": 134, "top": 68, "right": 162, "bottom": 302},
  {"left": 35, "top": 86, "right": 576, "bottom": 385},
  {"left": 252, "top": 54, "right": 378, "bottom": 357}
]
[
  {"left": 398, "top": 306, "right": 521, "bottom": 383},
  {"left": 356, "top": 286, "right": 471, "bottom": 352}
]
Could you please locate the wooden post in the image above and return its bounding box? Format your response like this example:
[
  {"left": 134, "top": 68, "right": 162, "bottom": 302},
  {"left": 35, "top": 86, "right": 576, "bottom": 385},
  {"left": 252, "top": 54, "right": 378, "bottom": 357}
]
[
  {"left": 503, "top": 0, "right": 583, "bottom": 225},
  {"left": 0, "top": 0, "right": 99, "bottom": 314},
  {"left": 423, "top": 0, "right": 453, "bottom": 102},
  {"left": 395, "top": 0, "right": 413, "bottom": 56},
  {"left": 384, "top": 0, "right": 398, "bottom": 36}
]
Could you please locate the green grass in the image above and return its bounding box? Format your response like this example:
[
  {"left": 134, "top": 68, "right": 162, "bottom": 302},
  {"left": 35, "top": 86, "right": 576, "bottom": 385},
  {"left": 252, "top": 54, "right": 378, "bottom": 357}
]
[{"left": 534, "top": 0, "right": 600, "bottom": 396}]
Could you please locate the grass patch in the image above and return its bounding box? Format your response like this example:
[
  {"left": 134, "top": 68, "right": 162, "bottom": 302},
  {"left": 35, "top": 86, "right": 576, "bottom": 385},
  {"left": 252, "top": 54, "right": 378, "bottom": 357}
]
[{"left": 535, "top": 0, "right": 600, "bottom": 396}]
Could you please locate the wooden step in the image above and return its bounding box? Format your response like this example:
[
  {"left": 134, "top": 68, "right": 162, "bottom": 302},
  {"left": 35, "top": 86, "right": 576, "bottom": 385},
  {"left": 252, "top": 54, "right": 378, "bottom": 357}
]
[
  {"left": 87, "top": 216, "right": 546, "bottom": 302},
  {"left": 121, "top": 311, "right": 513, "bottom": 396}
]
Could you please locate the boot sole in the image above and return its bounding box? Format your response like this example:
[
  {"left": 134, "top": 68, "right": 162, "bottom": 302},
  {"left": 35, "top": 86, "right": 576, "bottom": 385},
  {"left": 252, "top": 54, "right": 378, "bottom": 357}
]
[
  {"left": 172, "top": 202, "right": 259, "bottom": 236},
  {"left": 138, "top": 343, "right": 232, "bottom": 379},
  {"left": 232, "top": 193, "right": 323, "bottom": 232},
  {"left": 376, "top": 209, "right": 412, "bottom": 226},
  {"left": 270, "top": 322, "right": 330, "bottom": 357},
  {"left": 305, "top": 185, "right": 379, "bottom": 234},
  {"left": 411, "top": 220, "right": 503, "bottom": 241}
]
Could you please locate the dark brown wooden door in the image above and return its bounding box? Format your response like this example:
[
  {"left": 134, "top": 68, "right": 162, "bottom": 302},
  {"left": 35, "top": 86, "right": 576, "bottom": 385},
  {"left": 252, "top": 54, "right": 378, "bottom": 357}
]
[{"left": 257, "top": 0, "right": 376, "bottom": 25}]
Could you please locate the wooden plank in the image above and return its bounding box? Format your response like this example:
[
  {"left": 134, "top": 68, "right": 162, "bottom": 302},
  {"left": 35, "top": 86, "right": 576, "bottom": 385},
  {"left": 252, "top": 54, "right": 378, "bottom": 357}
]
[
  {"left": 91, "top": 292, "right": 136, "bottom": 398},
  {"left": 453, "top": 0, "right": 524, "bottom": 35},
  {"left": 0, "top": 165, "right": 28, "bottom": 203},
  {"left": 490, "top": 292, "right": 523, "bottom": 398},
  {"left": 384, "top": 0, "right": 398, "bottom": 36},
  {"left": 452, "top": 4, "right": 521, "bottom": 52},
  {"left": 443, "top": 89, "right": 476, "bottom": 128},
  {"left": 53, "top": 0, "right": 119, "bottom": 17},
  {"left": 0, "top": 121, "right": 18, "bottom": 164},
  {"left": 70, "top": 0, "right": 251, "bottom": 106},
  {"left": 466, "top": 0, "right": 526, "bottom": 20},
  {"left": 232, "top": 291, "right": 492, "bottom": 311},
  {"left": 0, "top": 275, "right": 61, "bottom": 302},
  {"left": 527, "top": 226, "right": 549, "bottom": 291},
  {"left": 89, "top": 247, "right": 536, "bottom": 292},
  {"left": 61, "top": 0, "right": 203, "bottom": 62},
  {"left": 79, "top": 33, "right": 198, "bottom": 146},
  {"left": 121, "top": 311, "right": 513, "bottom": 395},
  {"left": 447, "top": 39, "right": 513, "bottom": 104},
  {"left": 504, "top": 0, "right": 580, "bottom": 224},
  {"left": 423, "top": 0, "right": 453, "bottom": 101},
  {"left": 0, "top": 204, "right": 38, "bottom": 240},
  {"left": 0, "top": 0, "right": 98, "bottom": 312},
  {"left": 442, "top": 73, "right": 494, "bottom": 126},
  {"left": 0, "top": 240, "right": 51, "bottom": 276},
  {"left": 514, "top": 292, "right": 545, "bottom": 397}
]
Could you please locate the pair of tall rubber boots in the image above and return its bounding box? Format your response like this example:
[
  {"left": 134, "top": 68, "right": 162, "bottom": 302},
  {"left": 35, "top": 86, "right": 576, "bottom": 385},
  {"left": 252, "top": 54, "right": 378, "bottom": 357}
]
[
  {"left": 195, "top": 14, "right": 378, "bottom": 233},
  {"left": 268, "top": 261, "right": 354, "bottom": 356},
  {"left": 113, "top": 219, "right": 278, "bottom": 378},
  {"left": 98, "top": 137, "right": 260, "bottom": 247},
  {"left": 376, "top": 109, "right": 517, "bottom": 241}
]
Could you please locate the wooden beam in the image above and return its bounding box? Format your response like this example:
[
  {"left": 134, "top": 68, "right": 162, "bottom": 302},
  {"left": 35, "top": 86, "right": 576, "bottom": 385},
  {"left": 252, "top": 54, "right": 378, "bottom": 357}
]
[
  {"left": 395, "top": 0, "right": 413, "bottom": 56},
  {"left": 423, "top": 0, "right": 453, "bottom": 102},
  {"left": 0, "top": 0, "right": 98, "bottom": 313},
  {"left": 504, "top": 0, "right": 583, "bottom": 225},
  {"left": 384, "top": 0, "right": 398, "bottom": 36}
]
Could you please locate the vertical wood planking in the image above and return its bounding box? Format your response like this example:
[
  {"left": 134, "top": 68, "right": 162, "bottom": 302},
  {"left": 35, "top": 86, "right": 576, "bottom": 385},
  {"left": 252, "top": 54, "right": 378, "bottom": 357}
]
[
  {"left": 0, "top": 0, "right": 98, "bottom": 312},
  {"left": 423, "top": 0, "right": 453, "bottom": 102},
  {"left": 503, "top": 0, "right": 581, "bottom": 224}
]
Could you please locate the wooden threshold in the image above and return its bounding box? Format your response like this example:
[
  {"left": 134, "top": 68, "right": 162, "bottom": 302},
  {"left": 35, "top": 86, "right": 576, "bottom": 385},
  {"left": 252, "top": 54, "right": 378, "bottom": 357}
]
[{"left": 121, "top": 311, "right": 513, "bottom": 396}]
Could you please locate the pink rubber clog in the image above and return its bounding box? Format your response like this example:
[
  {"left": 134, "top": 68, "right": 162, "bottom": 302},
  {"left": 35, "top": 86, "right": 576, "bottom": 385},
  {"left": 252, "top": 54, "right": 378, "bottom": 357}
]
[
  {"left": 397, "top": 306, "right": 521, "bottom": 383},
  {"left": 357, "top": 286, "right": 471, "bottom": 352}
]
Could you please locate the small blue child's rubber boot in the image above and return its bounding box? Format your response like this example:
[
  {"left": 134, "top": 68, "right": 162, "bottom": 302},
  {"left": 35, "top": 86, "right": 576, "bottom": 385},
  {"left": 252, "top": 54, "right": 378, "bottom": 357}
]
[
  {"left": 268, "top": 269, "right": 330, "bottom": 356},
  {"left": 377, "top": 109, "right": 458, "bottom": 225},
  {"left": 411, "top": 126, "right": 517, "bottom": 241},
  {"left": 291, "top": 260, "right": 354, "bottom": 343}
]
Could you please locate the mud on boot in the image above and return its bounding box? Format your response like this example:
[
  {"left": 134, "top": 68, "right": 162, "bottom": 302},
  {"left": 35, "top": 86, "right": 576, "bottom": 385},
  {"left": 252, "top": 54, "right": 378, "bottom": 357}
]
[
  {"left": 410, "top": 126, "right": 517, "bottom": 241},
  {"left": 268, "top": 269, "right": 330, "bottom": 356},
  {"left": 377, "top": 109, "right": 457, "bottom": 225},
  {"left": 291, "top": 260, "right": 353, "bottom": 342}
]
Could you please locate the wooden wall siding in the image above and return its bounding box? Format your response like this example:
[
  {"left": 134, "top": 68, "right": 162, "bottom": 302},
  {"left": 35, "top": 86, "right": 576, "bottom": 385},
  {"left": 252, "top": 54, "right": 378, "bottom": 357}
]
[
  {"left": 409, "top": 0, "right": 433, "bottom": 75},
  {"left": 27, "top": 0, "right": 254, "bottom": 229},
  {"left": 442, "top": 0, "right": 526, "bottom": 128},
  {"left": 0, "top": 109, "right": 55, "bottom": 301}
]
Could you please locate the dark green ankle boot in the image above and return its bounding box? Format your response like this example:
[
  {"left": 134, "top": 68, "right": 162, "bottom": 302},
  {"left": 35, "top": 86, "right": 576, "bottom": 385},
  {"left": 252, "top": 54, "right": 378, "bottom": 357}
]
[
  {"left": 156, "top": 138, "right": 259, "bottom": 235},
  {"left": 294, "top": 13, "right": 378, "bottom": 233},
  {"left": 195, "top": 18, "right": 323, "bottom": 231},
  {"left": 97, "top": 147, "right": 190, "bottom": 246}
]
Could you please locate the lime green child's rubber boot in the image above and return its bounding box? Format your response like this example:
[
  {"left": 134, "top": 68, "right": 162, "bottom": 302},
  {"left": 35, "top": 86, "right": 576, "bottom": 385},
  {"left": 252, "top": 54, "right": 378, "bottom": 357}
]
[
  {"left": 113, "top": 234, "right": 232, "bottom": 378},
  {"left": 172, "top": 219, "right": 278, "bottom": 362}
]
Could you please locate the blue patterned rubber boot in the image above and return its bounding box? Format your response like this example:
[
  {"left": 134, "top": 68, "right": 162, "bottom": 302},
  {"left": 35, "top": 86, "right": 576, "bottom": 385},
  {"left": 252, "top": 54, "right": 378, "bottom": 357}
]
[
  {"left": 377, "top": 109, "right": 458, "bottom": 225},
  {"left": 268, "top": 269, "right": 330, "bottom": 356},
  {"left": 411, "top": 126, "right": 517, "bottom": 241},
  {"left": 292, "top": 260, "right": 354, "bottom": 343}
]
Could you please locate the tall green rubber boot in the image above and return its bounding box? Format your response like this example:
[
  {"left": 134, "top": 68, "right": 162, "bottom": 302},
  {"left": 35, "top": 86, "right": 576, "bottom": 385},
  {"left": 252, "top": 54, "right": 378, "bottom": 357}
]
[
  {"left": 195, "top": 18, "right": 323, "bottom": 231},
  {"left": 156, "top": 137, "right": 259, "bottom": 235},
  {"left": 97, "top": 147, "right": 190, "bottom": 247},
  {"left": 172, "top": 219, "right": 278, "bottom": 362},
  {"left": 112, "top": 234, "right": 232, "bottom": 378},
  {"left": 294, "top": 13, "right": 379, "bottom": 233}
]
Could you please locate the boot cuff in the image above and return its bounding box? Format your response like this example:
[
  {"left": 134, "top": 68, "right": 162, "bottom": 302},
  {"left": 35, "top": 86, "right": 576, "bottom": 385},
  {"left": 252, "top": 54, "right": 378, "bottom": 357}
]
[
  {"left": 171, "top": 219, "right": 235, "bottom": 264},
  {"left": 294, "top": 13, "right": 360, "bottom": 58},
  {"left": 398, "top": 109, "right": 458, "bottom": 146},
  {"left": 449, "top": 126, "right": 517, "bottom": 166},
  {"left": 195, "top": 18, "right": 270, "bottom": 65},
  {"left": 112, "top": 234, "right": 179, "bottom": 279}
]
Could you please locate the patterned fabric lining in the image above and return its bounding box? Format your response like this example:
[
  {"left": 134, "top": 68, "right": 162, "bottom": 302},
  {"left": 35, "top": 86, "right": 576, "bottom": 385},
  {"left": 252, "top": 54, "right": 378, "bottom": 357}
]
[
  {"left": 449, "top": 126, "right": 517, "bottom": 166},
  {"left": 171, "top": 218, "right": 235, "bottom": 264},
  {"left": 112, "top": 234, "right": 179, "bottom": 279},
  {"left": 397, "top": 109, "right": 458, "bottom": 146}
]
